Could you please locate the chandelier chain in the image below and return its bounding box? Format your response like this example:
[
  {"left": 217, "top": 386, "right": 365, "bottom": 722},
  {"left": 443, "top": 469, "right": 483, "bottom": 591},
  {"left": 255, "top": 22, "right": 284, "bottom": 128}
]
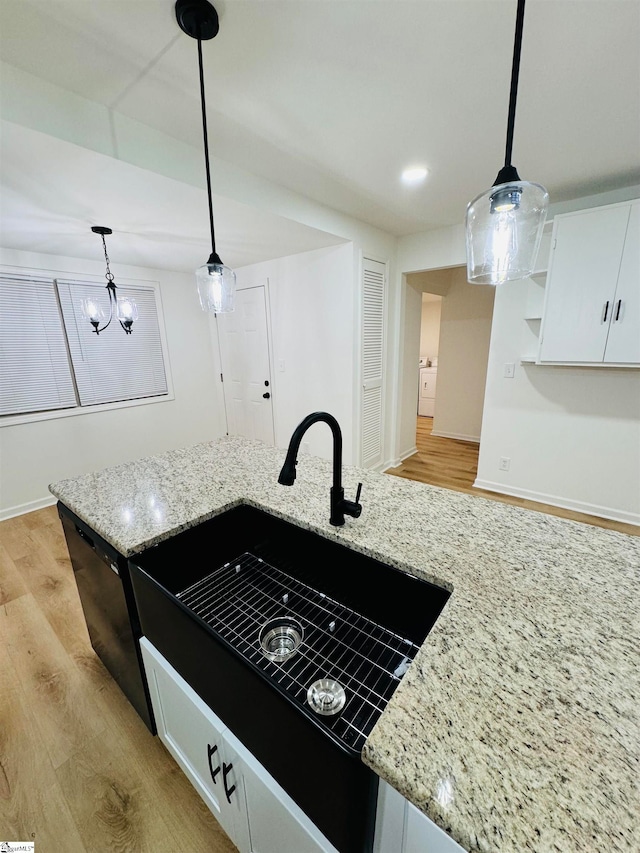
[{"left": 101, "top": 233, "right": 115, "bottom": 283}]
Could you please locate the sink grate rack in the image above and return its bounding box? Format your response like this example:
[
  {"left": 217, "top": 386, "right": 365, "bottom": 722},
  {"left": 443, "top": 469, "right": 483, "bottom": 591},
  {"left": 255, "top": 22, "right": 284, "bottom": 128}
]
[{"left": 177, "top": 551, "right": 420, "bottom": 752}]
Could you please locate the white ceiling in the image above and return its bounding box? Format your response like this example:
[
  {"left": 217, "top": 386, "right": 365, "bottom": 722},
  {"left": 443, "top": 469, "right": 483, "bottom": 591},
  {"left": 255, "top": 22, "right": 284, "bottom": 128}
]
[
  {"left": 0, "top": 0, "right": 639, "bottom": 250},
  {"left": 0, "top": 122, "right": 345, "bottom": 271}
]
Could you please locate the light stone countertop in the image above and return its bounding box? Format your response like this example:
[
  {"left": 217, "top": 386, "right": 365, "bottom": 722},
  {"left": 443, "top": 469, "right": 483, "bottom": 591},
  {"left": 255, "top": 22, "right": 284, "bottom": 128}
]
[{"left": 49, "top": 436, "right": 640, "bottom": 853}]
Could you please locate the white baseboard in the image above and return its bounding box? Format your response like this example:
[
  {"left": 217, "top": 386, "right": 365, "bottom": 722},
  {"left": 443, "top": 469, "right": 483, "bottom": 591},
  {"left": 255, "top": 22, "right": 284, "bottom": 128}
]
[
  {"left": 0, "top": 495, "right": 57, "bottom": 522},
  {"left": 473, "top": 479, "right": 640, "bottom": 527},
  {"left": 431, "top": 430, "right": 480, "bottom": 444},
  {"left": 385, "top": 446, "right": 418, "bottom": 470}
]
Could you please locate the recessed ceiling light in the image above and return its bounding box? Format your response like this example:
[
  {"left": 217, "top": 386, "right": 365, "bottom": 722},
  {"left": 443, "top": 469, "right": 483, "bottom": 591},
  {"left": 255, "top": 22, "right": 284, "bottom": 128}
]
[{"left": 401, "top": 166, "right": 428, "bottom": 185}]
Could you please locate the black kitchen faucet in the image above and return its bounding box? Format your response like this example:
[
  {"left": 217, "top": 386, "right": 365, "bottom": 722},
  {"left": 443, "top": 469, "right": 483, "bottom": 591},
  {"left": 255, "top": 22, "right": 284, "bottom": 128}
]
[{"left": 278, "top": 412, "right": 363, "bottom": 526}]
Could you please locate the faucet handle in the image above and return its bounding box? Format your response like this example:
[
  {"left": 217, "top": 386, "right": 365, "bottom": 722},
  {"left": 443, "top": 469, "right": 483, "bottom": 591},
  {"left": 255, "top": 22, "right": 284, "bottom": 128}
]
[{"left": 342, "top": 482, "right": 363, "bottom": 520}]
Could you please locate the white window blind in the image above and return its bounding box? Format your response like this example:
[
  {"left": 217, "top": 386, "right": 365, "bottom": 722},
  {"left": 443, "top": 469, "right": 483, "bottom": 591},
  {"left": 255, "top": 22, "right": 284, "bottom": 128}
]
[
  {"left": 56, "top": 279, "right": 168, "bottom": 407},
  {"left": 0, "top": 276, "right": 77, "bottom": 416}
]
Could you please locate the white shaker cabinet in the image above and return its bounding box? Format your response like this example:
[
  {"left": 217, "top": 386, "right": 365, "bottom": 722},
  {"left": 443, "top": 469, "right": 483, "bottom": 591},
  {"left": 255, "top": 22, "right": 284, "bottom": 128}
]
[
  {"left": 604, "top": 200, "right": 640, "bottom": 363},
  {"left": 140, "top": 638, "right": 336, "bottom": 853},
  {"left": 142, "top": 637, "right": 465, "bottom": 853},
  {"left": 375, "top": 777, "right": 465, "bottom": 853},
  {"left": 538, "top": 199, "right": 639, "bottom": 365}
]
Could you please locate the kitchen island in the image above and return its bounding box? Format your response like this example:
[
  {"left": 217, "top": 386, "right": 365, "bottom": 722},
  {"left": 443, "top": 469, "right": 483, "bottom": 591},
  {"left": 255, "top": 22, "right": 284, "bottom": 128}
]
[{"left": 49, "top": 436, "right": 640, "bottom": 853}]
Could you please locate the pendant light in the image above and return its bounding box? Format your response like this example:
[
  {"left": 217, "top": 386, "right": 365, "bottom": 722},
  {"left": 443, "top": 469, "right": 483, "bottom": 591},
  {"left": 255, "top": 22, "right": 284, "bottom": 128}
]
[
  {"left": 465, "top": 0, "right": 549, "bottom": 285},
  {"left": 176, "top": 0, "right": 235, "bottom": 313},
  {"left": 81, "top": 226, "right": 138, "bottom": 334}
]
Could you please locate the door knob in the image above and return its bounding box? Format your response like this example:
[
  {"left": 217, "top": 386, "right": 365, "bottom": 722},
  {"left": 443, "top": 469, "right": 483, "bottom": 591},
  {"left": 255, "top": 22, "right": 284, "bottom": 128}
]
[{"left": 263, "top": 392, "right": 271, "bottom": 399}]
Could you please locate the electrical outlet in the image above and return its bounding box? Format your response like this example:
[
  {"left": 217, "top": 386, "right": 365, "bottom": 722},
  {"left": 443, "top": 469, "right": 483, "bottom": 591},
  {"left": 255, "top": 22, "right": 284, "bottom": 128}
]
[
  {"left": 503, "top": 362, "right": 516, "bottom": 379},
  {"left": 499, "top": 457, "right": 511, "bottom": 471}
]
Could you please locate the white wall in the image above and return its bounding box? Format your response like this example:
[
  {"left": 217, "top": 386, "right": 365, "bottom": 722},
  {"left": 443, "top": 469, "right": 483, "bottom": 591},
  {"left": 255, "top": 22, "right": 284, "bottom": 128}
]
[
  {"left": 475, "top": 276, "right": 640, "bottom": 524},
  {"left": 432, "top": 268, "right": 494, "bottom": 443},
  {"left": 0, "top": 248, "right": 223, "bottom": 519},
  {"left": 228, "top": 243, "right": 357, "bottom": 463},
  {"left": 419, "top": 297, "right": 441, "bottom": 361}
]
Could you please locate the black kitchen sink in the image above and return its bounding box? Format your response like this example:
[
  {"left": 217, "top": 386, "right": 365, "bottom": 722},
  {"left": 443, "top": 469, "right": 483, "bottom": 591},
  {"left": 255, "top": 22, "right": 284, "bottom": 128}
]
[{"left": 128, "top": 503, "right": 450, "bottom": 853}]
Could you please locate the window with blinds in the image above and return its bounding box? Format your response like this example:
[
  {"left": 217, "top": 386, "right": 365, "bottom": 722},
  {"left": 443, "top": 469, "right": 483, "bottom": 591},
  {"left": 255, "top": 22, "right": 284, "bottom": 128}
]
[
  {"left": 57, "top": 280, "right": 167, "bottom": 406},
  {"left": 0, "top": 276, "right": 77, "bottom": 416},
  {"left": 0, "top": 274, "right": 168, "bottom": 419}
]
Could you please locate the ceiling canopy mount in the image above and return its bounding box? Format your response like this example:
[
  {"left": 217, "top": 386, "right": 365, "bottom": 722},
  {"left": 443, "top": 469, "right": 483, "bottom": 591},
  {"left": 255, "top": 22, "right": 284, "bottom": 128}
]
[{"left": 175, "top": 0, "right": 219, "bottom": 41}]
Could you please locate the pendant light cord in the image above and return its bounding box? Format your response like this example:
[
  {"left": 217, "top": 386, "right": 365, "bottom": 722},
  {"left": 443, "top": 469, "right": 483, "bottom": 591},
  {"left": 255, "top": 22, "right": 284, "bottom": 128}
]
[
  {"left": 197, "top": 36, "right": 217, "bottom": 256},
  {"left": 504, "top": 0, "right": 526, "bottom": 169}
]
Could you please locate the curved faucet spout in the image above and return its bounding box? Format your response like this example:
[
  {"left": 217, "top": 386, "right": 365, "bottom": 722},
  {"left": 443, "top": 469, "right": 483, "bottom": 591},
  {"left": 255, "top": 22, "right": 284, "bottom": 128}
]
[{"left": 278, "top": 412, "right": 362, "bottom": 527}]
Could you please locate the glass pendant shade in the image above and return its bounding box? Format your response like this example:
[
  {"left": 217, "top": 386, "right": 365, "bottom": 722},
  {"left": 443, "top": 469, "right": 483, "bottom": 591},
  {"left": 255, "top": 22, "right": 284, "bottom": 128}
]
[
  {"left": 196, "top": 260, "right": 236, "bottom": 313},
  {"left": 80, "top": 297, "right": 105, "bottom": 324},
  {"left": 465, "top": 180, "right": 549, "bottom": 285},
  {"left": 116, "top": 296, "right": 139, "bottom": 324}
]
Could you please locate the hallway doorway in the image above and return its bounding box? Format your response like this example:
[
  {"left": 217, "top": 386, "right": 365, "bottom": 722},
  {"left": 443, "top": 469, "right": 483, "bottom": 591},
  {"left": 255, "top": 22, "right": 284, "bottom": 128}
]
[{"left": 390, "top": 417, "right": 479, "bottom": 493}]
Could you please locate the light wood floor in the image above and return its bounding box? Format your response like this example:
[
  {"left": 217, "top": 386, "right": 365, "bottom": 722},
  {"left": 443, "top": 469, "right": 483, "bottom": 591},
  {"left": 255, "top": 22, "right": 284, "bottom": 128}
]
[
  {"left": 387, "top": 417, "right": 639, "bottom": 537},
  {"left": 0, "top": 505, "right": 238, "bottom": 853}
]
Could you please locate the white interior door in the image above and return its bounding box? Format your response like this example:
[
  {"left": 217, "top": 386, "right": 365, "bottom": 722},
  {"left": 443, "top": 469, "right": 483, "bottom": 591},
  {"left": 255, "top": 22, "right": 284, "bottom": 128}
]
[
  {"left": 361, "top": 258, "right": 386, "bottom": 468},
  {"left": 217, "top": 285, "right": 275, "bottom": 445}
]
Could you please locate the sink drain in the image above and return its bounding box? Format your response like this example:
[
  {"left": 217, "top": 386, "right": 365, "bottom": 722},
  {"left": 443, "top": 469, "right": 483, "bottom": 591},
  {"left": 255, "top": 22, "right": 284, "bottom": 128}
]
[
  {"left": 258, "top": 616, "right": 303, "bottom": 663},
  {"left": 307, "top": 678, "right": 346, "bottom": 716}
]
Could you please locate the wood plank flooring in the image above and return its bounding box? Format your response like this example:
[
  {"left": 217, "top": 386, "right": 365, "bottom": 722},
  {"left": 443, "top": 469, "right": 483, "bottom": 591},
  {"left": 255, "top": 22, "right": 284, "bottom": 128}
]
[
  {"left": 0, "top": 505, "right": 238, "bottom": 853},
  {"left": 387, "top": 417, "right": 639, "bottom": 537}
]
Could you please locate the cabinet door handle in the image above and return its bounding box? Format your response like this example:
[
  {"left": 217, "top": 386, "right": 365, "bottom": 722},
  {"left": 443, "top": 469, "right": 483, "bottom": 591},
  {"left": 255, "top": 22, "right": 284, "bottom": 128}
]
[
  {"left": 222, "top": 761, "right": 236, "bottom": 803},
  {"left": 615, "top": 299, "right": 622, "bottom": 321},
  {"left": 602, "top": 301, "right": 610, "bottom": 323},
  {"left": 207, "top": 743, "right": 221, "bottom": 784}
]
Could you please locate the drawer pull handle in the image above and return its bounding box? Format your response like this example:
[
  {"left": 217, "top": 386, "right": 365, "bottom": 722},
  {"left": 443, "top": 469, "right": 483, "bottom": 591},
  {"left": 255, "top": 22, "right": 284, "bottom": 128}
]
[
  {"left": 615, "top": 299, "right": 622, "bottom": 321},
  {"left": 222, "top": 761, "right": 236, "bottom": 803},
  {"left": 207, "top": 743, "right": 221, "bottom": 784},
  {"left": 602, "top": 301, "right": 610, "bottom": 323}
]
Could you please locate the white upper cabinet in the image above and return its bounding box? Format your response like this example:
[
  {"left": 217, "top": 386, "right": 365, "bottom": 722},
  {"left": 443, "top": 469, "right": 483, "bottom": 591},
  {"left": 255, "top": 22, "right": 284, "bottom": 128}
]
[
  {"left": 604, "top": 200, "right": 640, "bottom": 363},
  {"left": 538, "top": 200, "right": 639, "bottom": 365}
]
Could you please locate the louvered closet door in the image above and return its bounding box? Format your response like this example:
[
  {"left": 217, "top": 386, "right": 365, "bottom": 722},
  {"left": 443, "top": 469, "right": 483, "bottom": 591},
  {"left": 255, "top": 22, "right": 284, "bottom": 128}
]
[{"left": 361, "top": 259, "right": 385, "bottom": 468}]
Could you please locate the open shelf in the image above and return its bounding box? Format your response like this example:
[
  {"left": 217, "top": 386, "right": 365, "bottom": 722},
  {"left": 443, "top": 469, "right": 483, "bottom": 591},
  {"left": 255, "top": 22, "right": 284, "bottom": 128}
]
[{"left": 518, "top": 221, "right": 553, "bottom": 364}]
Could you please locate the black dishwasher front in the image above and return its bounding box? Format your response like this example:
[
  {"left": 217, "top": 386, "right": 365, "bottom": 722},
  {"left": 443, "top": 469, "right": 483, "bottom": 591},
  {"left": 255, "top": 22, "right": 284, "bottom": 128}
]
[{"left": 58, "top": 503, "right": 154, "bottom": 732}]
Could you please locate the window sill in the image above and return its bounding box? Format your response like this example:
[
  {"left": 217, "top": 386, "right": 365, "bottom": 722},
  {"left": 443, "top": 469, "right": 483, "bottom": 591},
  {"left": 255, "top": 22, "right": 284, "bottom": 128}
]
[{"left": 0, "top": 392, "right": 175, "bottom": 428}]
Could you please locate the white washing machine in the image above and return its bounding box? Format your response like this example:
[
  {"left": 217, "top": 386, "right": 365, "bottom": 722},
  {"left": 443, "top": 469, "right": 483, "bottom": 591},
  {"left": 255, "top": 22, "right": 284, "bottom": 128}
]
[{"left": 418, "top": 366, "right": 438, "bottom": 417}]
